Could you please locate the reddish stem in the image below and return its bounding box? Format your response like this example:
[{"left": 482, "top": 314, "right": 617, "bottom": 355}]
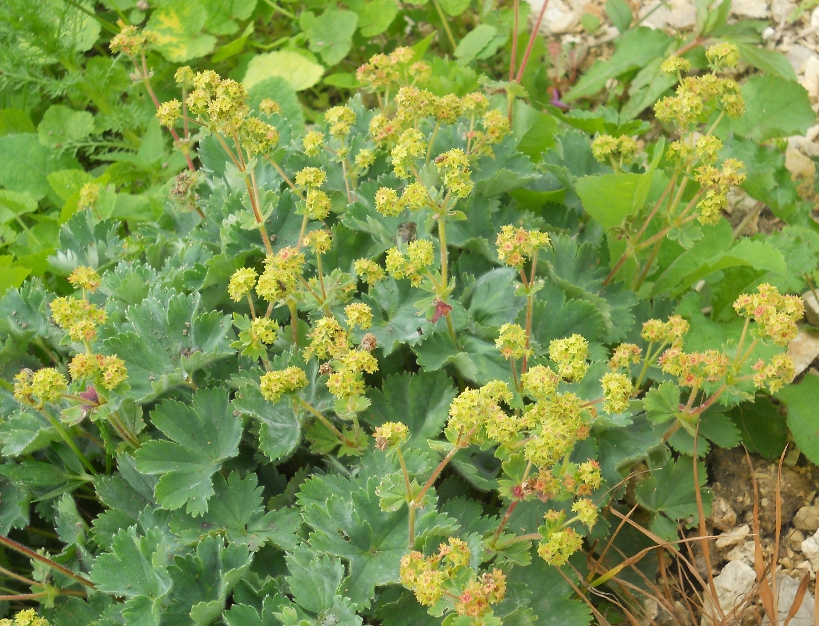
[
  {"left": 509, "top": 0, "right": 519, "bottom": 82},
  {"left": 0, "top": 535, "right": 95, "bottom": 589},
  {"left": 515, "top": 0, "right": 550, "bottom": 84}
]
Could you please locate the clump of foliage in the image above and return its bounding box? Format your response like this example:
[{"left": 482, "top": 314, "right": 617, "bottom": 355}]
[{"left": 1, "top": 0, "right": 819, "bottom": 622}]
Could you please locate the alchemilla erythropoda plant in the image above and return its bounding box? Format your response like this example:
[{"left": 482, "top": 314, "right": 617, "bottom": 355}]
[{"left": 1, "top": 0, "right": 819, "bottom": 622}]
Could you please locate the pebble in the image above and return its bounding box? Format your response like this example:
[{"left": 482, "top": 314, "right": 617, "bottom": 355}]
[
  {"left": 702, "top": 560, "right": 757, "bottom": 625},
  {"left": 812, "top": 6, "right": 819, "bottom": 31},
  {"left": 528, "top": 0, "right": 591, "bottom": 34},
  {"left": 801, "top": 530, "right": 819, "bottom": 571},
  {"left": 788, "top": 329, "right": 819, "bottom": 375},
  {"left": 710, "top": 496, "right": 738, "bottom": 529},
  {"left": 726, "top": 540, "right": 756, "bottom": 567},
  {"left": 715, "top": 524, "right": 751, "bottom": 549},
  {"left": 772, "top": 0, "right": 797, "bottom": 23},
  {"left": 788, "top": 528, "right": 807, "bottom": 552},
  {"left": 761, "top": 573, "right": 815, "bottom": 625},
  {"left": 786, "top": 44, "right": 816, "bottom": 74},
  {"left": 732, "top": 0, "right": 770, "bottom": 18},
  {"left": 803, "top": 291, "right": 819, "bottom": 327},
  {"left": 785, "top": 148, "right": 816, "bottom": 178},
  {"left": 800, "top": 56, "right": 819, "bottom": 100},
  {"left": 794, "top": 505, "right": 819, "bottom": 531},
  {"left": 639, "top": 0, "right": 696, "bottom": 30}
]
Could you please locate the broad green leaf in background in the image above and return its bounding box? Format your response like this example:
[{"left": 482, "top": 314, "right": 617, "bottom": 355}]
[
  {"left": 727, "top": 397, "right": 788, "bottom": 460},
  {"left": 0, "top": 109, "right": 35, "bottom": 136},
  {"left": 145, "top": 0, "right": 217, "bottom": 62},
  {"left": 243, "top": 51, "right": 324, "bottom": 92},
  {"left": 37, "top": 105, "right": 94, "bottom": 149},
  {"left": 134, "top": 389, "right": 242, "bottom": 516},
  {"left": 721, "top": 75, "right": 816, "bottom": 142},
  {"left": 778, "top": 375, "right": 819, "bottom": 466},
  {"left": 439, "top": 0, "right": 470, "bottom": 16},
  {"left": 619, "top": 58, "right": 677, "bottom": 120},
  {"left": 285, "top": 545, "right": 347, "bottom": 616},
  {"left": 300, "top": 8, "right": 358, "bottom": 66},
  {"left": 606, "top": 0, "right": 632, "bottom": 32},
  {"left": 455, "top": 24, "right": 503, "bottom": 65},
  {"left": 232, "top": 383, "right": 302, "bottom": 463},
  {"left": 512, "top": 100, "right": 558, "bottom": 162},
  {"left": 0, "top": 191, "right": 37, "bottom": 224},
  {"left": 248, "top": 77, "right": 306, "bottom": 135},
  {"left": 733, "top": 41, "right": 797, "bottom": 81},
  {"left": 0, "top": 134, "right": 81, "bottom": 202},
  {"left": 0, "top": 257, "right": 30, "bottom": 293},
  {"left": 202, "top": 0, "right": 257, "bottom": 35},
  {"left": 349, "top": 0, "right": 399, "bottom": 37},
  {"left": 564, "top": 28, "right": 673, "bottom": 102}
]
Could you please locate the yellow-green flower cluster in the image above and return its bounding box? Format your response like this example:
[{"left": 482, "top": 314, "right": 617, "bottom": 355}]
[
  {"left": 78, "top": 183, "right": 100, "bottom": 212},
  {"left": 295, "top": 167, "right": 326, "bottom": 189},
  {"left": 393, "top": 87, "right": 436, "bottom": 124},
  {"left": 304, "top": 229, "right": 332, "bottom": 254},
  {"left": 549, "top": 334, "right": 589, "bottom": 382},
  {"left": 69, "top": 353, "right": 128, "bottom": 389},
  {"left": 356, "top": 47, "right": 431, "bottom": 91},
  {"left": 241, "top": 117, "right": 280, "bottom": 156},
  {"left": 660, "top": 56, "right": 692, "bottom": 74},
  {"left": 495, "top": 323, "right": 528, "bottom": 360},
  {"left": 251, "top": 318, "right": 279, "bottom": 344},
  {"left": 50, "top": 296, "right": 107, "bottom": 343},
  {"left": 641, "top": 315, "right": 689, "bottom": 346},
  {"left": 658, "top": 348, "right": 730, "bottom": 388},
  {"left": 67, "top": 266, "right": 101, "bottom": 293},
  {"left": 401, "top": 182, "right": 430, "bottom": 211},
  {"left": 228, "top": 268, "right": 258, "bottom": 301},
  {"left": 259, "top": 99, "right": 281, "bottom": 116},
  {"left": 259, "top": 366, "right": 307, "bottom": 403},
  {"left": 752, "top": 353, "right": 796, "bottom": 393},
  {"left": 109, "top": 24, "right": 149, "bottom": 56},
  {"left": 0, "top": 608, "right": 49, "bottom": 626},
  {"left": 608, "top": 343, "right": 642, "bottom": 370},
  {"left": 324, "top": 106, "right": 356, "bottom": 138},
  {"left": 157, "top": 100, "right": 181, "bottom": 128},
  {"left": 303, "top": 188, "right": 332, "bottom": 221},
  {"left": 373, "top": 421, "right": 409, "bottom": 450},
  {"left": 481, "top": 109, "right": 510, "bottom": 144},
  {"left": 435, "top": 149, "right": 473, "bottom": 198},
  {"left": 400, "top": 539, "right": 506, "bottom": 618},
  {"left": 385, "top": 240, "right": 434, "bottom": 286},
  {"left": 255, "top": 248, "right": 305, "bottom": 303},
  {"left": 446, "top": 380, "right": 512, "bottom": 445},
  {"left": 14, "top": 368, "right": 68, "bottom": 406},
  {"left": 495, "top": 225, "right": 551, "bottom": 269},
  {"left": 344, "top": 302, "right": 373, "bottom": 329},
  {"left": 537, "top": 527, "right": 583, "bottom": 567},
  {"left": 600, "top": 371, "right": 632, "bottom": 414},
  {"left": 354, "top": 258, "right": 386, "bottom": 285},
  {"left": 523, "top": 392, "right": 589, "bottom": 468},
  {"left": 183, "top": 70, "right": 249, "bottom": 131},
  {"left": 694, "top": 135, "right": 723, "bottom": 166},
  {"left": 572, "top": 498, "right": 599, "bottom": 529},
  {"left": 654, "top": 69, "right": 744, "bottom": 130},
  {"left": 694, "top": 158, "right": 746, "bottom": 224},
  {"left": 591, "top": 134, "right": 638, "bottom": 164},
  {"left": 706, "top": 42, "right": 740, "bottom": 69},
  {"left": 733, "top": 283, "right": 804, "bottom": 345},
  {"left": 354, "top": 149, "right": 375, "bottom": 171},
  {"left": 391, "top": 129, "right": 427, "bottom": 178},
  {"left": 521, "top": 364, "right": 560, "bottom": 402},
  {"left": 375, "top": 187, "right": 404, "bottom": 217},
  {"left": 305, "top": 317, "right": 349, "bottom": 360},
  {"left": 303, "top": 130, "right": 325, "bottom": 157},
  {"left": 326, "top": 346, "right": 378, "bottom": 401}
]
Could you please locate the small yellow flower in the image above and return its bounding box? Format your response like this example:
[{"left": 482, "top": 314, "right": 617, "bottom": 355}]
[
  {"left": 344, "top": 302, "right": 373, "bottom": 329},
  {"left": 228, "top": 268, "right": 258, "bottom": 302},
  {"left": 373, "top": 421, "right": 409, "bottom": 449},
  {"left": 67, "top": 266, "right": 101, "bottom": 292},
  {"left": 259, "top": 367, "right": 307, "bottom": 403}
]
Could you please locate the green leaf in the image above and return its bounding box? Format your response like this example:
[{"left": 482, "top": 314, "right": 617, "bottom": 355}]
[
  {"left": 439, "top": 0, "right": 470, "bottom": 16},
  {"left": 564, "top": 28, "right": 673, "bottom": 101},
  {"left": 642, "top": 381, "right": 680, "bottom": 423},
  {"left": 100, "top": 291, "right": 233, "bottom": 402},
  {"left": 300, "top": 8, "right": 358, "bottom": 66},
  {"left": 244, "top": 51, "right": 324, "bottom": 92},
  {"left": 0, "top": 134, "right": 80, "bottom": 202},
  {"left": 90, "top": 527, "right": 172, "bottom": 625},
  {"left": 778, "top": 375, "right": 819, "bottom": 466},
  {"left": 0, "top": 109, "right": 35, "bottom": 136},
  {"left": 285, "top": 544, "right": 345, "bottom": 614},
  {"left": 352, "top": 0, "right": 398, "bottom": 37},
  {"left": 455, "top": 24, "right": 500, "bottom": 65},
  {"left": 634, "top": 455, "right": 711, "bottom": 537},
  {"left": 594, "top": 415, "right": 664, "bottom": 486},
  {"left": 576, "top": 173, "right": 648, "bottom": 230},
  {"left": 620, "top": 58, "right": 677, "bottom": 121},
  {"left": 134, "top": 389, "right": 242, "bottom": 516},
  {"left": 163, "top": 537, "right": 252, "bottom": 624},
  {"left": 722, "top": 75, "right": 816, "bottom": 142},
  {"left": 247, "top": 77, "right": 306, "bottom": 135},
  {"left": 0, "top": 257, "right": 31, "bottom": 294},
  {"left": 512, "top": 101, "right": 558, "bottom": 163},
  {"left": 0, "top": 480, "right": 29, "bottom": 536},
  {"left": 727, "top": 397, "right": 788, "bottom": 460},
  {"left": 145, "top": 0, "right": 217, "bottom": 62},
  {"left": 463, "top": 267, "right": 525, "bottom": 331},
  {"left": 37, "top": 105, "right": 94, "bottom": 149},
  {"left": 0, "top": 410, "right": 60, "bottom": 456},
  {"left": 202, "top": 0, "right": 256, "bottom": 35},
  {"left": 733, "top": 42, "right": 797, "bottom": 81},
  {"left": 170, "top": 472, "right": 300, "bottom": 551},
  {"left": 362, "top": 278, "right": 435, "bottom": 355},
  {"left": 606, "top": 0, "right": 632, "bottom": 32},
  {"left": 46, "top": 169, "right": 93, "bottom": 202},
  {"left": 364, "top": 371, "right": 457, "bottom": 446},
  {"left": 232, "top": 383, "right": 302, "bottom": 463},
  {"left": 525, "top": 282, "right": 606, "bottom": 346}
]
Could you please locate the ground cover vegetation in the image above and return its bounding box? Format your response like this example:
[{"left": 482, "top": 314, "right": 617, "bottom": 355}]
[{"left": 0, "top": 0, "right": 818, "bottom": 623}]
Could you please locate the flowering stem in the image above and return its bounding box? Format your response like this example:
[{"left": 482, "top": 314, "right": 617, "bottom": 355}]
[
  {"left": 396, "top": 448, "right": 417, "bottom": 547},
  {"left": 734, "top": 317, "right": 750, "bottom": 362},
  {"left": 425, "top": 122, "right": 441, "bottom": 165},
  {"left": 39, "top": 409, "right": 97, "bottom": 476},
  {"left": 288, "top": 301, "right": 299, "bottom": 346},
  {"left": 515, "top": 0, "right": 550, "bottom": 84},
  {"left": 108, "top": 412, "right": 140, "bottom": 449},
  {"left": 509, "top": 0, "right": 519, "bottom": 83},
  {"left": 0, "top": 564, "right": 38, "bottom": 587},
  {"left": 437, "top": 215, "right": 461, "bottom": 350},
  {"left": 414, "top": 431, "right": 475, "bottom": 506},
  {"left": 494, "top": 532, "right": 542, "bottom": 549},
  {"left": 138, "top": 54, "right": 196, "bottom": 172},
  {"left": 298, "top": 399, "right": 354, "bottom": 447},
  {"left": 0, "top": 535, "right": 95, "bottom": 589},
  {"left": 431, "top": 0, "right": 457, "bottom": 51},
  {"left": 493, "top": 500, "right": 519, "bottom": 544},
  {"left": 340, "top": 159, "right": 353, "bottom": 204},
  {"left": 631, "top": 238, "right": 662, "bottom": 292},
  {"left": 521, "top": 250, "right": 538, "bottom": 374},
  {"left": 266, "top": 157, "right": 297, "bottom": 191}
]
